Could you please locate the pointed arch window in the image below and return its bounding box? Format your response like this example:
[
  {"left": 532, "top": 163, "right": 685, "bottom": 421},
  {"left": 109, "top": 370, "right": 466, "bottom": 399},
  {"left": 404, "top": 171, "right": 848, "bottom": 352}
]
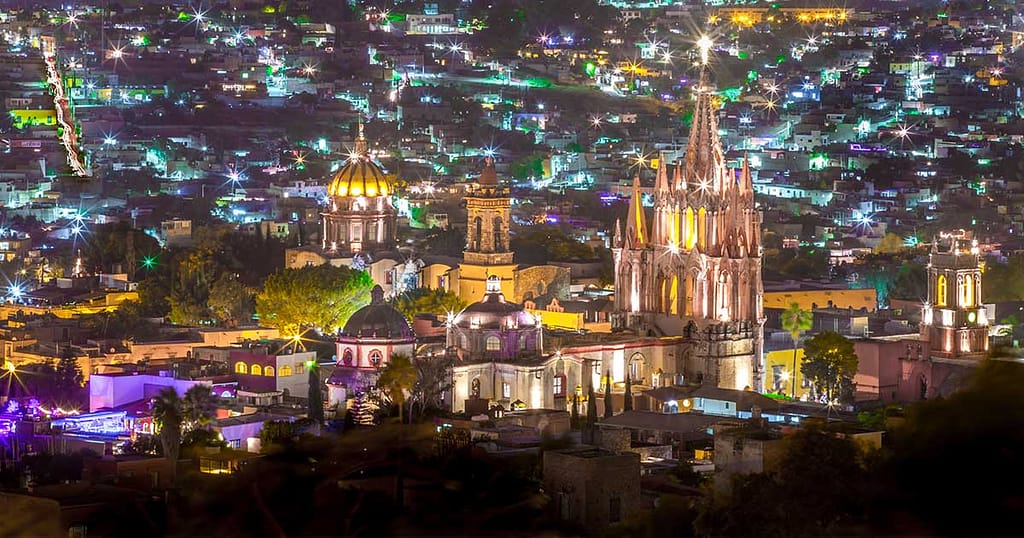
[
  {"left": 961, "top": 274, "right": 975, "bottom": 307},
  {"left": 936, "top": 274, "right": 948, "bottom": 307},
  {"left": 250, "top": 364, "right": 262, "bottom": 376}
]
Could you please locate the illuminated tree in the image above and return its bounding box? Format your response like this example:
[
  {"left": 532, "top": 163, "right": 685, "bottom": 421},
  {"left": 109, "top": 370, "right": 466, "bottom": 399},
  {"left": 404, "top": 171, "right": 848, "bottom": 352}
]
[
  {"left": 207, "top": 273, "right": 254, "bottom": 327},
  {"left": 393, "top": 288, "right": 467, "bottom": 322},
  {"left": 409, "top": 351, "right": 455, "bottom": 421},
  {"left": 256, "top": 264, "right": 374, "bottom": 336},
  {"left": 182, "top": 384, "right": 216, "bottom": 432},
  {"left": 377, "top": 354, "right": 417, "bottom": 423},
  {"left": 801, "top": 332, "right": 858, "bottom": 404},
  {"left": 780, "top": 302, "right": 813, "bottom": 398},
  {"left": 151, "top": 387, "right": 183, "bottom": 469},
  {"left": 873, "top": 232, "right": 905, "bottom": 254}
]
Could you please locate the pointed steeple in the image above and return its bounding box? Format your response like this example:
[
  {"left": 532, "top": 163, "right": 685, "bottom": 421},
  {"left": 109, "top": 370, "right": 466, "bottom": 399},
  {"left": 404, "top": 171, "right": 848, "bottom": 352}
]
[
  {"left": 673, "top": 161, "right": 685, "bottom": 192},
  {"left": 625, "top": 174, "right": 648, "bottom": 248},
  {"left": 354, "top": 118, "right": 368, "bottom": 155},
  {"left": 739, "top": 153, "right": 754, "bottom": 201},
  {"left": 613, "top": 218, "right": 622, "bottom": 248},
  {"left": 654, "top": 154, "right": 670, "bottom": 195},
  {"left": 683, "top": 68, "right": 728, "bottom": 194},
  {"left": 479, "top": 156, "right": 498, "bottom": 186}
]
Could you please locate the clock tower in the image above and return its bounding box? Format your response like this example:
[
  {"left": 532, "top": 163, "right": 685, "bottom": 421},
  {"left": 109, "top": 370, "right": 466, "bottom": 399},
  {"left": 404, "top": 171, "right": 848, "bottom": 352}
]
[{"left": 921, "top": 230, "right": 988, "bottom": 360}]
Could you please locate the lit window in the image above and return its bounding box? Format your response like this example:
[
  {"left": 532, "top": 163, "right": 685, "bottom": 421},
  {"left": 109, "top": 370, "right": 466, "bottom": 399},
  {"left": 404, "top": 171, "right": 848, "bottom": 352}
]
[
  {"left": 553, "top": 374, "right": 566, "bottom": 397},
  {"left": 250, "top": 364, "right": 262, "bottom": 376},
  {"left": 280, "top": 365, "right": 292, "bottom": 376},
  {"left": 264, "top": 366, "right": 275, "bottom": 377},
  {"left": 486, "top": 336, "right": 501, "bottom": 351},
  {"left": 234, "top": 361, "right": 247, "bottom": 374},
  {"left": 502, "top": 382, "right": 511, "bottom": 399},
  {"left": 369, "top": 350, "right": 383, "bottom": 366}
]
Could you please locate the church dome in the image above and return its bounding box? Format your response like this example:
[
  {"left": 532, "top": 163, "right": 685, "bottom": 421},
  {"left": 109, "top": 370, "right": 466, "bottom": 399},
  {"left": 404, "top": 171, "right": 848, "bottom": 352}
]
[
  {"left": 326, "top": 124, "right": 393, "bottom": 198},
  {"left": 341, "top": 286, "right": 414, "bottom": 340},
  {"left": 454, "top": 276, "right": 537, "bottom": 330}
]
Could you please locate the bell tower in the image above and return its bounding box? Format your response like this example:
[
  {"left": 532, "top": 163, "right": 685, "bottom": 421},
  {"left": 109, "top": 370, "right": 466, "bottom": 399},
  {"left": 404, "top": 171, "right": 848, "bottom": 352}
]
[
  {"left": 459, "top": 158, "right": 515, "bottom": 300},
  {"left": 921, "top": 230, "right": 988, "bottom": 360}
]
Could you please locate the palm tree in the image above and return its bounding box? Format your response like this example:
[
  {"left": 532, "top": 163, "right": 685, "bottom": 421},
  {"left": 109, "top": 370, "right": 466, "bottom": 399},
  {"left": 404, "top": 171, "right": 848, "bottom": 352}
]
[
  {"left": 781, "top": 302, "right": 814, "bottom": 398},
  {"left": 151, "top": 387, "right": 183, "bottom": 469},
  {"left": 182, "top": 384, "right": 217, "bottom": 432},
  {"left": 377, "top": 354, "right": 417, "bottom": 423}
]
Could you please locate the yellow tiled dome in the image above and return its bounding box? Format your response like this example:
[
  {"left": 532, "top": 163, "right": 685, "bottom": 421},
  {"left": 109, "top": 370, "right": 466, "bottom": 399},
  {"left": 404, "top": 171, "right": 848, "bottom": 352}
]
[{"left": 327, "top": 156, "right": 392, "bottom": 198}]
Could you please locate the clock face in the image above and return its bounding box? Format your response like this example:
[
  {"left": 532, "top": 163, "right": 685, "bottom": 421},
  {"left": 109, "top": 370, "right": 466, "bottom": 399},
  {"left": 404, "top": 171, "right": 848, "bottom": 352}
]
[{"left": 968, "top": 311, "right": 977, "bottom": 323}]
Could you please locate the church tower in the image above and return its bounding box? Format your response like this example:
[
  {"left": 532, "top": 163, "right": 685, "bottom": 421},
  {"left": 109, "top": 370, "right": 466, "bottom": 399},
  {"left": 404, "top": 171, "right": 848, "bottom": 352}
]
[
  {"left": 459, "top": 158, "right": 516, "bottom": 300},
  {"left": 921, "top": 231, "right": 988, "bottom": 360},
  {"left": 612, "top": 47, "right": 765, "bottom": 391}
]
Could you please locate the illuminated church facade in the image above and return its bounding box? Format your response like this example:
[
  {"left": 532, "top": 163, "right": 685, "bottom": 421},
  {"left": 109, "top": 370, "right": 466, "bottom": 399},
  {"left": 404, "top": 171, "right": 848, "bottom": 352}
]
[{"left": 611, "top": 69, "right": 765, "bottom": 391}]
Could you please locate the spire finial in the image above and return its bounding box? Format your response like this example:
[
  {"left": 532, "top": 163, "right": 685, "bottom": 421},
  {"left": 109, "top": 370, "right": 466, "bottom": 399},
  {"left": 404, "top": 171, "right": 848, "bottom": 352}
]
[
  {"left": 354, "top": 117, "right": 368, "bottom": 155},
  {"left": 697, "top": 35, "right": 713, "bottom": 66}
]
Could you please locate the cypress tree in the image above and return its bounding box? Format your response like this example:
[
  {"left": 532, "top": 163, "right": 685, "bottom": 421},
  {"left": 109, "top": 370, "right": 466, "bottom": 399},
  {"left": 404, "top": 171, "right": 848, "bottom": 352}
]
[
  {"left": 623, "top": 374, "right": 633, "bottom": 412},
  {"left": 603, "top": 371, "right": 613, "bottom": 418},
  {"left": 586, "top": 382, "right": 597, "bottom": 426},
  {"left": 570, "top": 392, "right": 579, "bottom": 429}
]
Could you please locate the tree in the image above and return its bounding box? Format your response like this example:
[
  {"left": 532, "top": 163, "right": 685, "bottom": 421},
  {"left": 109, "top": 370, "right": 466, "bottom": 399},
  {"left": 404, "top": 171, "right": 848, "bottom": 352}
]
[
  {"left": 570, "top": 391, "right": 580, "bottom": 429},
  {"left": 586, "top": 382, "right": 597, "bottom": 427},
  {"left": 393, "top": 288, "right": 467, "bottom": 322},
  {"left": 801, "top": 332, "right": 858, "bottom": 403},
  {"left": 256, "top": 264, "right": 374, "bottom": 336},
  {"left": 53, "top": 348, "right": 84, "bottom": 404},
  {"left": 207, "top": 273, "right": 253, "bottom": 327},
  {"left": 873, "top": 232, "right": 905, "bottom": 254},
  {"left": 376, "top": 354, "right": 417, "bottom": 423},
  {"left": 623, "top": 374, "right": 633, "bottom": 412},
  {"left": 182, "top": 384, "right": 216, "bottom": 432},
  {"left": 307, "top": 361, "right": 324, "bottom": 425},
  {"left": 409, "top": 351, "right": 455, "bottom": 421},
  {"left": 603, "top": 371, "right": 613, "bottom": 418},
  {"left": 151, "top": 388, "right": 183, "bottom": 471},
  {"left": 780, "top": 302, "right": 813, "bottom": 398}
]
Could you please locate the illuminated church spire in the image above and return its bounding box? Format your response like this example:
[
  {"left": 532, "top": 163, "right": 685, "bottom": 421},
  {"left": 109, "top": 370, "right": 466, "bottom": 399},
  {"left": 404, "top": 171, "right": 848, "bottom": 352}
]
[
  {"left": 683, "top": 40, "right": 729, "bottom": 195},
  {"left": 624, "top": 173, "right": 648, "bottom": 248}
]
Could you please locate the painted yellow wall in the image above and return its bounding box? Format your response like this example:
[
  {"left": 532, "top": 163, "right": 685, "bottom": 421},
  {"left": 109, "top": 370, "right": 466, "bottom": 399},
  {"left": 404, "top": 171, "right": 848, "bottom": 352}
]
[
  {"left": 526, "top": 309, "right": 583, "bottom": 331},
  {"left": 764, "top": 348, "right": 810, "bottom": 399},
  {"left": 458, "top": 263, "right": 516, "bottom": 302},
  {"left": 764, "top": 289, "right": 877, "bottom": 312},
  {"left": 10, "top": 109, "right": 56, "bottom": 129}
]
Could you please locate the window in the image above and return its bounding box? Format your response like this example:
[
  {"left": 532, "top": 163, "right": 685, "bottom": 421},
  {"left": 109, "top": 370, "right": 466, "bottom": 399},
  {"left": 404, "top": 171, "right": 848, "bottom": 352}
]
[
  {"left": 486, "top": 336, "right": 501, "bottom": 352},
  {"left": 553, "top": 374, "right": 566, "bottom": 397},
  {"left": 609, "top": 497, "right": 622, "bottom": 524},
  {"left": 280, "top": 365, "right": 292, "bottom": 377},
  {"left": 234, "top": 361, "right": 247, "bottom": 374},
  {"left": 342, "top": 349, "right": 353, "bottom": 366},
  {"left": 772, "top": 365, "right": 784, "bottom": 392},
  {"left": 264, "top": 366, "right": 275, "bottom": 377},
  {"left": 502, "top": 382, "right": 511, "bottom": 399},
  {"left": 936, "top": 274, "right": 947, "bottom": 306},
  {"left": 295, "top": 363, "right": 305, "bottom": 375},
  {"left": 250, "top": 364, "right": 262, "bottom": 376},
  {"left": 369, "top": 350, "right": 383, "bottom": 367},
  {"left": 471, "top": 378, "right": 481, "bottom": 398}
]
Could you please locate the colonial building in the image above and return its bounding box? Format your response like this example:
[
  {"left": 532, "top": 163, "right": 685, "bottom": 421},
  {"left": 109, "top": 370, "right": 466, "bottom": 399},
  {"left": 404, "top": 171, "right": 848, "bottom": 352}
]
[
  {"left": 447, "top": 276, "right": 585, "bottom": 413},
  {"left": 920, "top": 231, "right": 988, "bottom": 359},
  {"left": 327, "top": 285, "right": 416, "bottom": 411},
  {"left": 611, "top": 67, "right": 765, "bottom": 391},
  {"left": 854, "top": 230, "right": 990, "bottom": 402},
  {"left": 321, "top": 123, "right": 398, "bottom": 255}
]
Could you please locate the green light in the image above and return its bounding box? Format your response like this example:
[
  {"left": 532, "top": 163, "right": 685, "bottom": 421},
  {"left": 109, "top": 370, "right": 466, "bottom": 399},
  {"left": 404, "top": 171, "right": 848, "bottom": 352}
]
[
  {"left": 305, "top": 360, "right": 316, "bottom": 368},
  {"left": 141, "top": 255, "right": 157, "bottom": 269},
  {"left": 584, "top": 62, "right": 596, "bottom": 77}
]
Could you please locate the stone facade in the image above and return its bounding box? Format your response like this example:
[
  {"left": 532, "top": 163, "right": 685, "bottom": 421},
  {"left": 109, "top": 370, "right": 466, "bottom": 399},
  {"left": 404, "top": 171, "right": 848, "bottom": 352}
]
[
  {"left": 543, "top": 448, "right": 644, "bottom": 531},
  {"left": 612, "top": 69, "right": 765, "bottom": 391}
]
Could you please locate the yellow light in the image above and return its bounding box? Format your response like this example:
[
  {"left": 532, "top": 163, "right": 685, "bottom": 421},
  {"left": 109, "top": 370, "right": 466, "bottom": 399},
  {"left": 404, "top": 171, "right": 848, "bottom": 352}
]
[{"left": 4, "top": 361, "right": 13, "bottom": 373}]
